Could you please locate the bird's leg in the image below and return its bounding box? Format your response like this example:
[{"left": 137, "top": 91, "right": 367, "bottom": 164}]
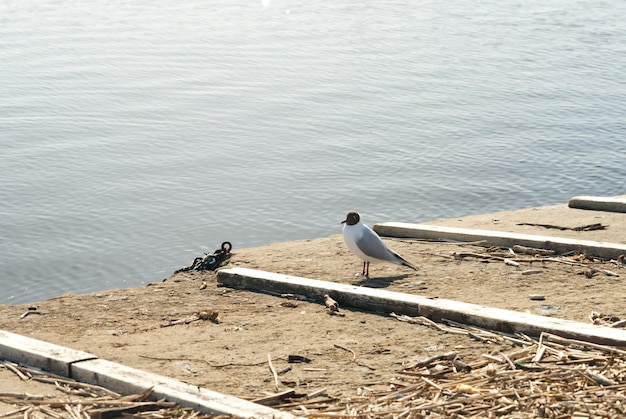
[
  {"left": 361, "top": 262, "right": 367, "bottom": 277},
  {"left": 364, "top": 262, "right": 370, "bottom": 278}
]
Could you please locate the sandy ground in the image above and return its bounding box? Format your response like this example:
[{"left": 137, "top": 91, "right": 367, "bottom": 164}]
[{"left": 1, "top": 200, "right": 626, "bottom": 414}]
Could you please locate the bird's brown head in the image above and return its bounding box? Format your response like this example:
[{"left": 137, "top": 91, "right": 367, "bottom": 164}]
[{"left": 341, "top": 211, "right": 360, "bottom": 226}]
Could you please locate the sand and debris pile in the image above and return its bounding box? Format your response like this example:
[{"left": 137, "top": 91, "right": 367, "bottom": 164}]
[{"left": 259, "top": 319, "right": 626, "bottom": 418}]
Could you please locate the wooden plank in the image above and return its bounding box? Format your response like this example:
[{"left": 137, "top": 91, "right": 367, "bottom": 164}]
[
  {"left": 217, "top": 267, "right": 626, "bottom": 347},
  {"left": 372, "top": 223, "right": 626, "bottom": 260},
  {"left": 0, "top": 329, "right": 96, "bottom": 376},
  {"left": 569, "top": 195, "right": 626, "bottom": 213},
  {"left": 71, "top": 358, "right": 295, "bottom": 419}
]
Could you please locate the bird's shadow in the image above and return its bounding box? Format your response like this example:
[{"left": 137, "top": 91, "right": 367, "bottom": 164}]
[{"left": 353, "top": 274, "right": 409, "bottom": 288}]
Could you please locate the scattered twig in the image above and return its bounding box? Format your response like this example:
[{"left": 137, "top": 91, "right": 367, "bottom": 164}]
[
  {"left": 252, "top": 389, "right": 296, "bottom": 406},
  {"left": 516, "top": 222, "right": 607, "bottom": 231},
  {"left": 517, "top": 222, "right": 570, "bottom": 230},
  {"left": 267, "top": 353, "right": 280, "bottom": 392},
  {"left": 521, "top": 269, "right": 543, "bottom": 275},
  {"left": 504, "top": 258, "right": 520, "bottom": 267},
  {"left": 2, "top": 361, "right": 30, "bottom": 381},
  {"left": 512, "top": 245, "right": 555, "bottom": 256},
  {"left": 572, "top": 223, "right": 607, "bottom": 231}
]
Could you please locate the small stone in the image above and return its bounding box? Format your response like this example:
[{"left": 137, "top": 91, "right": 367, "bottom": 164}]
[{"left": 529, "top": 294, "right": 545, "bottom": 301}]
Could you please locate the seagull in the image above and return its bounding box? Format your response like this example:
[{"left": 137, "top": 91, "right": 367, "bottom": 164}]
[{"left": 341, "top": 210, "right": 418, "bottom": 277}]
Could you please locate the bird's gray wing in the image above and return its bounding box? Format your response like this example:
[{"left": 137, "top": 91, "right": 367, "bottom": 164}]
[{"left": 356, "top": 226, "right": 396, "bottom": 261}]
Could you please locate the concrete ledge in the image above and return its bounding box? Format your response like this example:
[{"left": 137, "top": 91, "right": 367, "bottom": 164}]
[
  {"left": 0, "top": 330, "right": 295, "bottom": 419},
  {"left": 0, "top": 329, "right": 97, "bottom": 376},
  {"left": 569, "top": 195, "right": 626, "bottom": 213},
  {"left": 72, "top": 358, "right": 295, "bottom": 419},
  {"left": 217, "top": 267, "right": 626, "bottom": 347},
  {"left": 373, "top": 223, "right": 626, "bottom": 260}
]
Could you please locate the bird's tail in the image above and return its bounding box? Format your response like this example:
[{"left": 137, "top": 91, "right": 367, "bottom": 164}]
[
  {"left": 394, "top": 253, "right": 419, "bottom": 271},
  {"left": 402, "top": 260, "right": 419, "bottom": 271}
]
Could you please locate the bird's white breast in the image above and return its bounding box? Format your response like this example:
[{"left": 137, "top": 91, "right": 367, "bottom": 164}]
[{"left": 343, "top": 223, "right": 383, "bottom": 263}]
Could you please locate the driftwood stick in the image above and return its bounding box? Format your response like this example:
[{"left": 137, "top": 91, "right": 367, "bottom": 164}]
[
  {"left": 482, "top": 354, "right": 504, "bottom": 363},
  {"left": 542, "top": 332, "right": 626, "bottom": 357},
  {"left": 411, "top": 389, "right": 519, "bottom": 411},
  {"left": 453, "top": 252, "right": 504, "bottom": 261},
  {"left": 0, "top": 406, "right": 30, "bottom": 417},
  {"left": 512, "top": 245, "right": 555, "bottom": 256},
  {"left": 611, "top": 319, "right": 626, "bottom": 328},
  {"left": 64, "top": 404, "right": 81, "bottom": 419},
  {"left": 120, "top": 386, "right": 154, "bottom": 402},
  {"left": 1, "top": 361, "right": 30, "bottom": 381},
  {"left": 516, "top": 222, "right": 569, "bottom": 230},
  {"left": 0, "top": 392, "right": 44, "bottom": 401},
  {"left": 33, "top": 377, "right": 121, "bottom": 398},
  {"left": 601, "top": 269, "right": 620, "bottom": 277},
  {"left": 252, "top": 389, "right": 296, "bottom": 406},
  {"left": 376, "top": 383, "right": 423, "bottom": 403},
  {"left": 579, "top": 369, "right": 618, "bottom": 386},
  {"left": 306, "top": 388, "right": 328, "bottom": 399},
  {"left": 390, "top": 313, "right": 467, "bottom": 335},
  {"left": 572, "top": 223, "right": 607, "bottom": 231},
  {"left": 38, "top": 406, "right": 65, "bottom": 419},
  {"left": 89, "top": 402, "right": 170, "bottom": 419},
  {"left": 406, "top": 351, "right": 457, "bottom": 370},
  {"left": 420, "top": 376, "right": 443, "bottom": 391},
  {"left": 504, "top": 259, "right": 520, "bottom": 267},
  {"left": 532, "top": 344, "right": 546, "bottom": 363},
  {"left": 500, "top": 353, "right": 517, "bottom": 371},
  {"left": 443, "top": 319, "right": 532, "bottom": 347},
  {"left": 267, "top": 353, "right": 279, "bottom": 392}
]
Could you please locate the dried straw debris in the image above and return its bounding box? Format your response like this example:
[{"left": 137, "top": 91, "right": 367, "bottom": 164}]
[{"left": 265, "top": 318, "right": 626, "bottom": 418}]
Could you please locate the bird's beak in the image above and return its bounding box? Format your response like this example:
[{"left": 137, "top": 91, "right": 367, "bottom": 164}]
[{"left": 340, "top": 218, "right": 347, "bottom": 224}]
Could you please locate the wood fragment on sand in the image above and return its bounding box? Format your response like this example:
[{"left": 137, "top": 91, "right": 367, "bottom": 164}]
[
  {"left": 512, "top": 244, "right": 555, "bottom": 256},
  {"left": 252, "top": 389, "right": 296, "bottom": 406},
  {"left": 267, "top": 353, "right": 280, "bottom": 392},
  {"left": 516, "top": 222, "right": 608, "bottom": 231}
]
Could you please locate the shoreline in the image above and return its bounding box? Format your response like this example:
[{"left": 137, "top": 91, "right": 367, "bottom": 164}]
[{"left": 7, "top": 195, "right": 626, "bottom": 308}]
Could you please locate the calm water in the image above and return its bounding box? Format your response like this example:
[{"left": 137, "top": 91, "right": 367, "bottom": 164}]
[{"left": 1, "top": 0, "right": 625, "bottom": 305}]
